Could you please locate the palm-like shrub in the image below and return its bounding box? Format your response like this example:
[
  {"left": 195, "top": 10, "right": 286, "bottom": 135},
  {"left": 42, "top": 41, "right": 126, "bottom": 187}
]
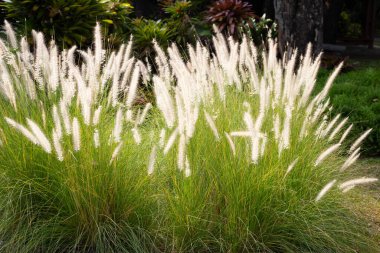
[
  {"left": 0, "top": 22, "right": 378, "bottom": 252},
  {"left": 162, "top": 0, "right": 198, "bottom": 45},
  {"left": 205, "top": 0, "right": 256, "bottom": 37},
  {"left": 131, "top": 18, "right": 174, "bottom": 58}
]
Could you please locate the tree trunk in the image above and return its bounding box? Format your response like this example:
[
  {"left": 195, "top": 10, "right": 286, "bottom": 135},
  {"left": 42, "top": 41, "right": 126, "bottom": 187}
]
[
  {"left": 0, "top": 0, "right": 5, "bottom": 25},
  {"left": 274, "top": 0, "right": 324, "bottom": 56}
]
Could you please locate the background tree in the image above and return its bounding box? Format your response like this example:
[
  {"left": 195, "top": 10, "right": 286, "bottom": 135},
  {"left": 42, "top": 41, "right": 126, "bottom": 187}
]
[
  {"left": 133, "top": 0, "right": 159, "bottom": 18},
  {"left": 323, "top": 0, "right": 344, "bottom": 43},
  {"left": 274, "top": 0, "right": 324, "bottom": 55},
  {"left": 0, "top": 0, "right": 5, "bottom": 25}
]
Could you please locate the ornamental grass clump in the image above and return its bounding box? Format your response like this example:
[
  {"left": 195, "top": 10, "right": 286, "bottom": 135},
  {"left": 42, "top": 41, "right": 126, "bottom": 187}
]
[{"left": 0, "top": 22, "right": 378, "bottom": 252}]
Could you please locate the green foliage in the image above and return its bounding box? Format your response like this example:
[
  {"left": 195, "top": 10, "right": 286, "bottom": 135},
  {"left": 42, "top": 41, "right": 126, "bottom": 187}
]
[
  {"left": 131, "top": 18, "right": 174, "bottom": 58},
  {"left": 162, "top": 0, "right": 198, "bottom": 45},
  {"left": 102, "top": 0, "right": 134, "bottom": 46},
  {"left": 339, "top": 11, "right": 362, "bottom": 38},
  {"left": 317, "top": 65, "right": 380, "bottom": 156},
  {"left": 1, "top": 0, "right": 133, "bottom": 48},
  {"left": 239, "top": 14, "right": 277, "bottom": 45}
]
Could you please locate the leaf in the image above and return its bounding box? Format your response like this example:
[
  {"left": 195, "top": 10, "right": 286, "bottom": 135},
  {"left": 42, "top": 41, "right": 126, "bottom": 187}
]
[{"left": 102, "top": 19, "right": 114, "bottom": 24}]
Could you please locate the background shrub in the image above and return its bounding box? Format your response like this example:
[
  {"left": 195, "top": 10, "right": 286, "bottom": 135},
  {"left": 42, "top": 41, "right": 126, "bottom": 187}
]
[
  {"left": 205, "top": 0, "right": 257, "bottom": 38},
  {"left": 131, "top": 18, "right": 175, "bottom": 58},
  {"left": 1, "top": 0, "right": 132, "bottom": 48}
]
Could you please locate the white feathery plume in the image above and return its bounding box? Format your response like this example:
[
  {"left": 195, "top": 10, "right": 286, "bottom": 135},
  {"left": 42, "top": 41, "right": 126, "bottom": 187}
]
[
  {"left": 132, "top": 127, "right": 141, "bottom": 145},
  {"left": 153, "top": 76, "right": 176, "bottom": 128},
  {"left": 339, "top": 124, "right": 353, "bottom": 144},
  {"left": 52, "top": 105, "right": 62, "bottom": 139},
  {"left": 177, "top": 134, "right": 186, "bottom": 170},
  {"left": 81, "top": 100, "right": 92, "bottom": 126},
  {"left": 314, "top": 143, "right": 341, "bottom": 166},
  {"left": 285, "top": 158, "right": 299, "bottom": 177},
  {"left": 315, "top": 119, "right": 327, "bottom": 138},
  {"left": 316, "top": 62, "right": 343, "bottom": 103},
  {"left": 147, "top": 145, "right": 157, "bottom": 175},
  {"left": 125, "top": 109, "right": 134, "bottom": 123},
  {"left": 184, "top": 156, "right": 191, "bottom": 177},
  {"left": 341, "top": 185, "right": 355, "bottom": 193},
  {"left": 349, "top": 129, "right": 372, "bottom": 154},
  {"left": 92, "top": 106, "right": 102, "bottom": 126},
  {"left": 72, "top": 117, "right": 80, "bottom": 151},
  {"left": 109, "top": 142, "right": 123, "bottom": 164},
  {"left": 52, "top": 130, "right": 64, "bottom": 161},
  {"left": 251, "top": 136, "right": 260, "bottom": 164},
  {"left": 321, "top": 114, "right": 340, "bottom": 137},
  {"left": 41, "top": 106, "right": 47, "bottom": 128},
  {"left": 5, "top": 117, "right": 39, "bottom": 145},
  {"left": 242, "top": 111, "right": 261, "bottom": 163},
  {"left": 280, "top": 106, "right": 292, "bottom": 150},
  {"left": 126, "top": 66, "right": 140, "bottom": 107},
  {"left": 340, "top": 148, "right": 361, "bottom": 172},
  {"left": 339, "top": 177, "right": 378, "bottom": 192},
  {"left": 4, "top": 21, "right": 18, "bottom": 48},
  {"left": 27, "top": 119, "right": 52, "bottom": 153},
  {"left": 230, "top": 131, "right": 252, "bottom": 137},
  {"left": 113, "top": 109, "right": 123, "bottom": 143},
  {"left": 315, "top": 179, "right": 337, "bottom": 202},
  {"left": 59, "top": 100, "right": 71, "bottom": 135},
  {"left": 328, "top": 117, "right": 348, "bottom": 141},
  {"left": 48, "top": 42, "right": 59, "bottom": 92},
  {"left": 164, "top": 128, "right": 179, "bottom": 154},
  {"left": 204, "top": 110, "right": 220, "bottom": 140},
  {"left": 93, "top": 129, "right": 100, "bottom": 148},
  {"left": 94, "top": 22, "right": 102, "bottom": 71},
  {"left": 159, "top": 128, "right": 166, "bottom": 148},
  {"left": 224, "top": 132, "right": 236, "bottom": 156},
  {"left": 243, "top": 101, "right": 251, "bottom": 112},
  {"left": 0, "top": 61, "right": 17, "bottom": 109},
  {"left": 174, "top": 88, "right": 185, "bottom": 134},
  {"left": 138, "top": 103, "right": 152, "bottom": 125}
]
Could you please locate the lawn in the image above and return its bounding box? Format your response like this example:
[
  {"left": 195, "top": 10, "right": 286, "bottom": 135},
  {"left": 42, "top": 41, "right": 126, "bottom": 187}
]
[
  {"left": 316, "top": 59, "right": 380, "bottom": 156},
  {"left": 351, "top": 158, "right": 380, "bottom": 246}
]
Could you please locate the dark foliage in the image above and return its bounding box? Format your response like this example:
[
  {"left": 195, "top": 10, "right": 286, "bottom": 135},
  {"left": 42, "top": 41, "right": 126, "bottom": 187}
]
[
  {"left": 1, "top": 0, "right": 132, "bottom": 48},
  {"left": 205, "top": 0, "right": 257, "bottom": 38}
]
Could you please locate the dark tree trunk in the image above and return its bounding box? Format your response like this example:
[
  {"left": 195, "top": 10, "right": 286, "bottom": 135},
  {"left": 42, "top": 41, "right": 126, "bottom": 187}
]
[
  {"left": 0, "top": 0, "right": 5, "bottom": 25},
  {"left": 274, "top": 0, "right": 324, "bottom": 55}
]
